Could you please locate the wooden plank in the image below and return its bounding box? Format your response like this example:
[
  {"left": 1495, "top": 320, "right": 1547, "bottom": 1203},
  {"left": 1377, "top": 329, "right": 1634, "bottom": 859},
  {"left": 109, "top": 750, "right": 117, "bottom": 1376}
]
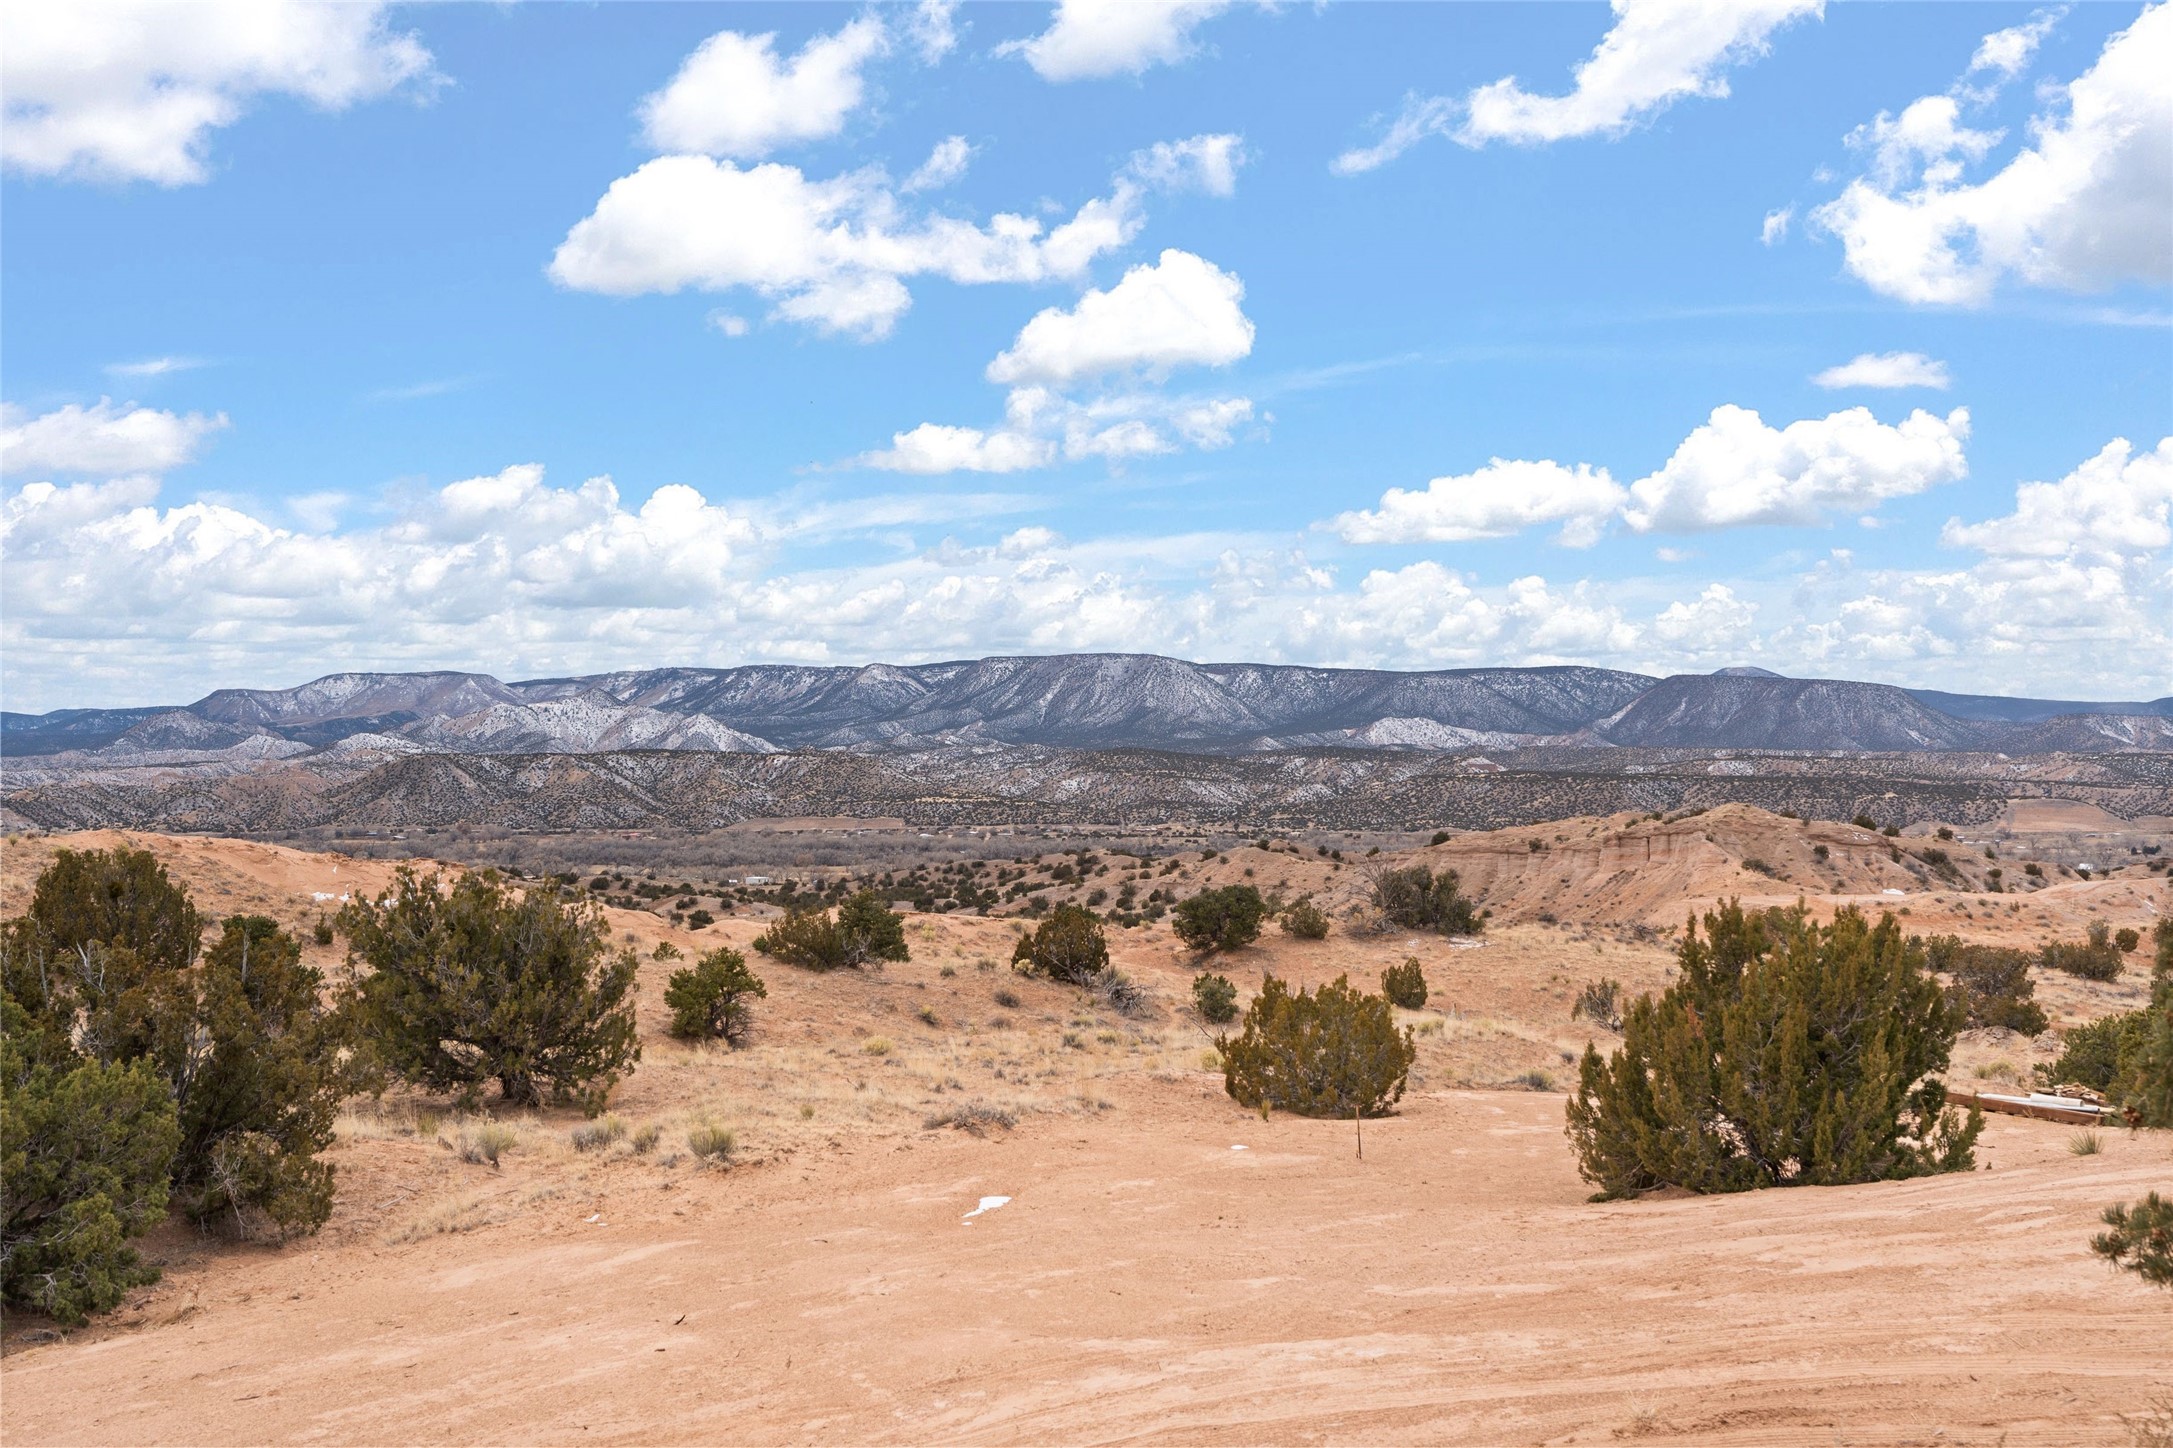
[{"left": 1948, "top": 1090, "right": 2109, "bottom": 1126}]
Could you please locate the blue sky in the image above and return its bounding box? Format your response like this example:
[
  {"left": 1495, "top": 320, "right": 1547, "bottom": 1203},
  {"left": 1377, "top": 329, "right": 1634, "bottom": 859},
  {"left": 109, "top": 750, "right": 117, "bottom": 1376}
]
[{"left": 3, "top": 0, "right": 2168, "bottom": 711}]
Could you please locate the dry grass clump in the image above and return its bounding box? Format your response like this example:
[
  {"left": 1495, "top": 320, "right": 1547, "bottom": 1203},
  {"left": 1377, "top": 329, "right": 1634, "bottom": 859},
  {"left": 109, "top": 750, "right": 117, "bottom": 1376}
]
[
  {"left": 862, "top": 1036, "right": 893, "bottom": 1056},
  {"left": 686, "top": 1119, "right": 736, "bottom": 1163},
  {"left": 385, "top": 1192, "right": 508, "bottom": 1244},
  {"left": 571, "top": 1116, "right": 626, "bottom": 1153},
  {"left": 923, "top": 1100, "right": 1018, "bottom": 1135},
  {"left": 2069, "top": 1129, "right": 2104, "bottom": 1157},
  {"left": 456, "top": 1121, "right": 519, "bottom": 1168},
  {"left": 629, "top": 1121, "right": 662, "bottom": 1154}
]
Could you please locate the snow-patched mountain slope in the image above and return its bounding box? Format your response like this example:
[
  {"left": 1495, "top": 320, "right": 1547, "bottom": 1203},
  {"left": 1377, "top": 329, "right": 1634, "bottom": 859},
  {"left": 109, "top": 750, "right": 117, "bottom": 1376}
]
[{"left": 6, "top": 655, "right": 2169, "bottom": 761}]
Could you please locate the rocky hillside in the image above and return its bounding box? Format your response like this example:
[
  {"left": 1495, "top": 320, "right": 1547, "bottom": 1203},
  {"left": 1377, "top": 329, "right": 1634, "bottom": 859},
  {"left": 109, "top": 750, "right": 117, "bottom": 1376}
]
[{"left": 6, "top": 654, "right": 2169, "bottom": 763}]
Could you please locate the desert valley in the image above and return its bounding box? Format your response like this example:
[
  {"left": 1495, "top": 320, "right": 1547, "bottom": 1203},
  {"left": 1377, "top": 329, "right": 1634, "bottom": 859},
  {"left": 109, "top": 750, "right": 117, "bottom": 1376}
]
[
  {"left": 3, "top": 789, "right": 2168, "bottom": 1444},
  {"left": 8, "top": 0, "right": 2172, "bottom": 1442}
]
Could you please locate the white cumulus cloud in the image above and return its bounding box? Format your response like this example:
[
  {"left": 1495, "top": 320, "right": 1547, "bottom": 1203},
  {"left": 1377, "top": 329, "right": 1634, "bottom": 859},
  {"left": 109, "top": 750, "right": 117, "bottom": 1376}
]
[
  {"left": 907, "top": 0, "right": 961, "bottom": 65},
  {"left": 549, "top": 156, "right": 1143, "bottom": 339},
  {"left": 1000, "top": 0, "right": 1237, "bottom": 82},
  {"left": 639, "top": 16, "right": 889, "bottom": 159},
  {"left": 986, "top": 249, "right": 1254, "bottom": 386},
  {"left": 1335, "top": 0, "right": 1819, "bottom": 171},
  {"left": 1333, "top": 404, "right": 1970, "bottom": 545},
  {"left": 1, "top": 0, "right": 436, "bottom": 185},
  {"left": 1331, "top": 460, "right": 1627, "bottom": 548},
  {"left": 1812, "top": 4, "right": 2173, "bottom": 304},
  {"left": 1811, "top": 352, "right": 1952, "bottom": 390},
  {"left": 862, "top": 422, "right": 1056, "bottom": 475},
  {"left": 903, "top": 135, "right": 974, "bottom": 192},
  {"left": 1968, "top": 7, "right": 2065, "bottom": 84},
  {"left": 1, "top": 399, "right": 229, "bottom": 477},
  {"left": 1941, "top": 435, "right": 2172, "bottom": 559},
  {"left": 1128, "top": 133, "right": 1247, "bottom": 196},
  {"left": 1623, "top": 404, "right": 1970, "bottom": 532}
]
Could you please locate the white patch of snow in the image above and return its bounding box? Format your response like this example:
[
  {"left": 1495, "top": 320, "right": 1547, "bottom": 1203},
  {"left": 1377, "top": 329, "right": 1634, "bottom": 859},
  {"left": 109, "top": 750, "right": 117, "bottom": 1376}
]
[{"left": 962, "top": 1195, "right": 1010, "bottom": 1222}]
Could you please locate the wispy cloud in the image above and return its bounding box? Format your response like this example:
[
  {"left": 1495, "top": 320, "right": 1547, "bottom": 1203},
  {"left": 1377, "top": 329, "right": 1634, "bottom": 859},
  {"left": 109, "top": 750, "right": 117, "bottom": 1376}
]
[
  {"left": 105, "top": 355, "right": 206, "bottom": 378},
  {"left": 366, "top": 376, "right": 478, "bottom": 403}
]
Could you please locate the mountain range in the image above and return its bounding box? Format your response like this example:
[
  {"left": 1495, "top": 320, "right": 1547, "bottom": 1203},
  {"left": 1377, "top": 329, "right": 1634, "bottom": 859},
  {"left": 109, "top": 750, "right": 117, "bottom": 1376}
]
[{"left": 6, "top": 655, "right": 2171, "bottom": 764}]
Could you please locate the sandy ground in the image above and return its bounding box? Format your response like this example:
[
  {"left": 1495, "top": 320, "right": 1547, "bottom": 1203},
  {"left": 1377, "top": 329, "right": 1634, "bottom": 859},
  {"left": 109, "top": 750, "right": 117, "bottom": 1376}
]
[
  {"left": 3, "top": 824, "right": 2169, "bottom": 1445},
  {"left": 4, "top": 1082, "right": 2167, "bottom": 1446}
]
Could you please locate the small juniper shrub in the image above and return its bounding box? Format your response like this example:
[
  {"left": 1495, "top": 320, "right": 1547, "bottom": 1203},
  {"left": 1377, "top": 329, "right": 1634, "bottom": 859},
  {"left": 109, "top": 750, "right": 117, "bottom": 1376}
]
[
  {"left": 1925, "top": 935, "right": 2049, "bottom": 1036},
  {"left": 2092, "top": 1192, "right": 2173, "bottom": 1289},
  {"left": 752, "top": 891, "right": 908, "bottom": 971},
  {"left": 2043, "top": 921, "right": 2124, "bottom": 982},
  {"left": 1381, "top": 957, "right": 1428, "bottom": 1009},
  {"left": 1221, "top": 975, "right": 1416, "bottom": 1128},
  {"left": 1566, "top": 901, "right": 1981, "bottom": 1197},
  {"left": 1192, "top": 972, "right": 1238, "bottom": 1024},
  {"left": 663, "top": 947, "right": 766, "bottom": 1044},
  {"left": 1279, "top": 898, "right": 1330, "bottom": 940},
  {"left": 1173, "top": 886, "right": 1269, "bottom": 954},
  {"left": 1010, "top": 905, "right": 1109, "bottom": 985},
  {"left": 1366, "top": 864, "right": 1481, "bottom": 935}
]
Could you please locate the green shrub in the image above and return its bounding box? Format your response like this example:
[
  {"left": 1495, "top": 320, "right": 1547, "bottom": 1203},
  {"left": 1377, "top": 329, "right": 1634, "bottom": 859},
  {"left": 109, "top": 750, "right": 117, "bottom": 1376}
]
[
  {"left": 2116, "top": 927, "right": 2142, "bottom": 953},
  {"left": 2042, "top": 1011, "right": 2142, "bottom": 1093},
  {"left": 21, "top": 845, "right": 201, "bottom": 976},
  {"left": 4, "top": 855, "right": 348, "bottom": 1241},
  {"left": 1366, "top": 865, "right": 1481, "bottom": 935},
  {"left": 2092, "top": 1192, "right": 2173, "bottom": 1289},
  {"left": 663, "top": 947, "right": 766, "bottom": 1044},
  {"left": 1566, "top": 902, "right": 1981, "bottom": 1198},
  {"left": 1, "top": 1001, "right": 180, "bottom": 1325},
  {"left": 160, "top": 916, "right": 344, "bottom": 1235},
  {"left": 1220, "top": 974, "right": 1415, "bottom": 1149},
  {"left": 1924, "top": 935, "right": 2049, "bottom": 1036},
  {"left": 752, "top": 891, "right": 908, "bottom": 971},
  {"left": 1279, "top": 898, "right": 1330, "bottom": 940},
  {"left": 2109, "top": 920, "right": 2172, "bottom": 1127},
  {"left": 2043, "top": 922, "right": 2124, "bottom": 981},
  {"left": 1381, "top": 957, "right": 1428, "bottom": 1009},
  {"left": 338, "top": 867, "right": 640, "bottom": 1113},
  {"left": 312, "top": 916, "right": 334, "bottom": 947},
  {"left": 1010, "top": 905, "right": 1109, "bottom": 986},
  {"left": 1429, "top": 831, "right": 1451, "bottom": 846},
  {"left": 1173, "top": 886, "right": 1268, "bottom": 954},
  {"left": 1192, "top": 973, "right": 1238, "bottom": 1024}
]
